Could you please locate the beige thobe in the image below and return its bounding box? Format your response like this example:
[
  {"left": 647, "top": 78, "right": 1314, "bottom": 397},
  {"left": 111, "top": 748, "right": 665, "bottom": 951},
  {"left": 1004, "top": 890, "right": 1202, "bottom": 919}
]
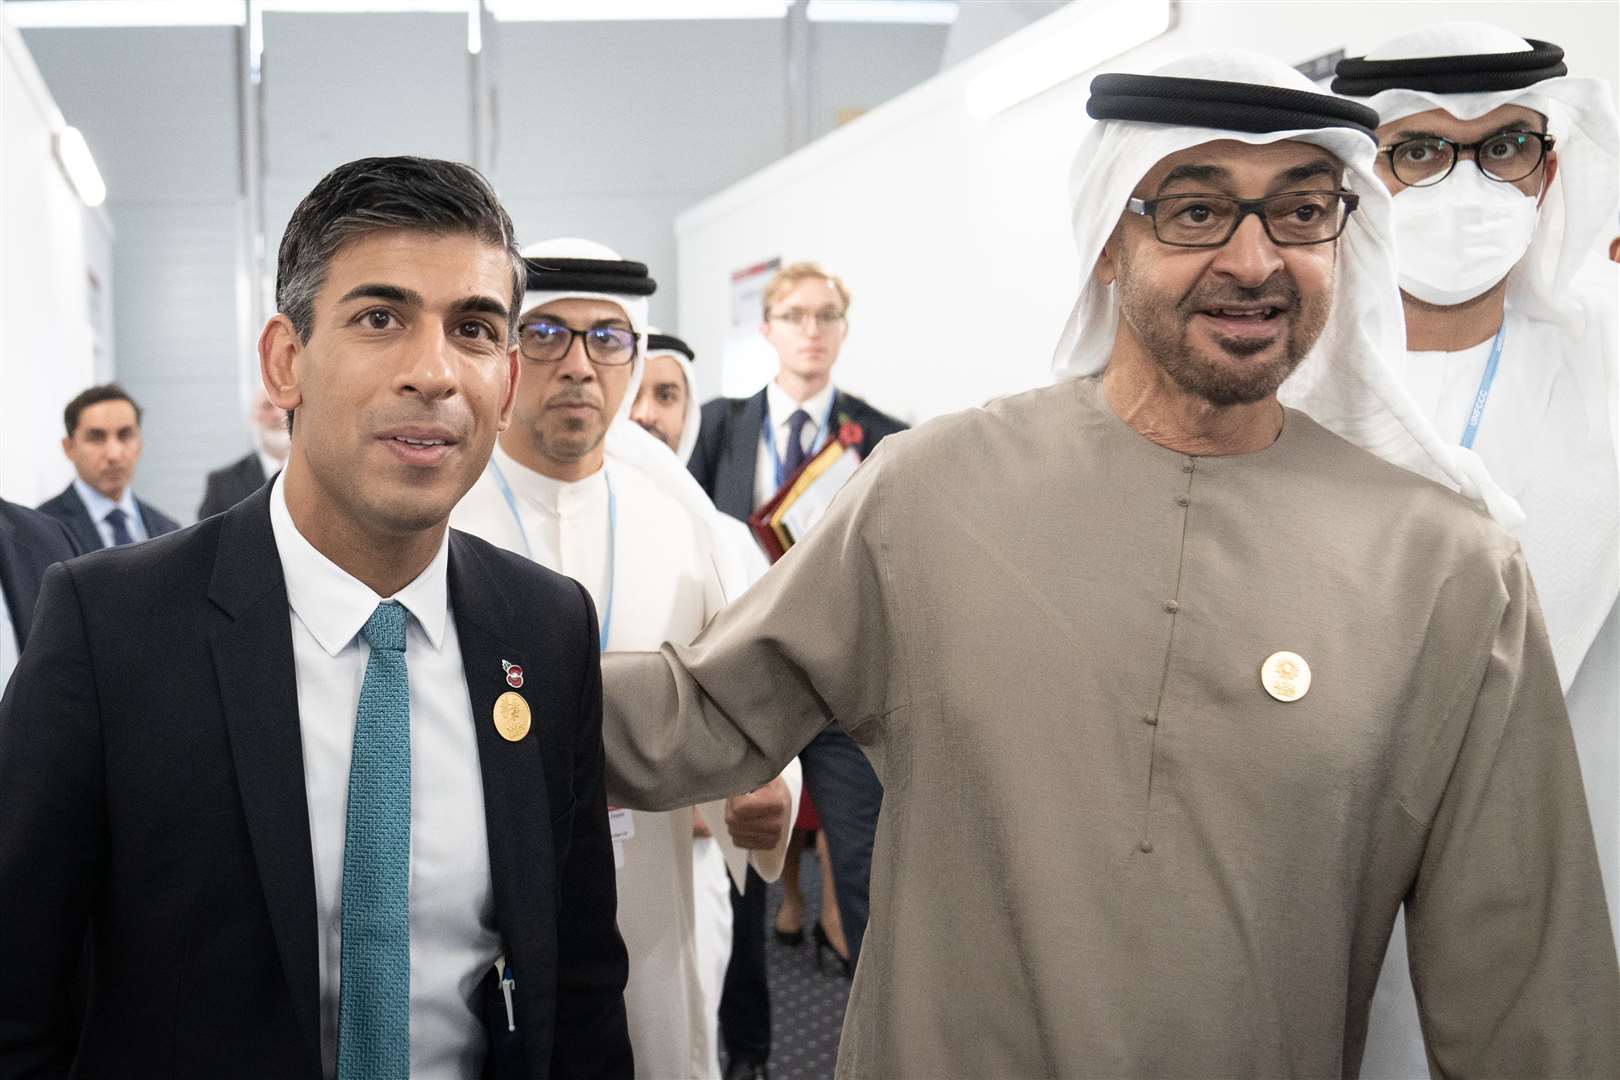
[{"left": 601, "top": 376, "right": 1619, "bottom": 1078}]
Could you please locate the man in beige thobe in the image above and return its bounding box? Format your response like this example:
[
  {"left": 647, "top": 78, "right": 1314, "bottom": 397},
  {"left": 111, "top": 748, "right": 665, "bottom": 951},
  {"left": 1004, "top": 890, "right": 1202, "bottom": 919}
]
[{"left": 596, "top": 52, "right": 1620, "bottom": 1078}]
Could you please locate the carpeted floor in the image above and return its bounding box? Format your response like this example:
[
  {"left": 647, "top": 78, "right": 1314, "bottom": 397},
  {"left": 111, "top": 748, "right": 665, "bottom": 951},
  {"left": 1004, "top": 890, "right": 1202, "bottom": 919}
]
[{"left": 724, "top": 847, "right": 852, "bottom": 1080}]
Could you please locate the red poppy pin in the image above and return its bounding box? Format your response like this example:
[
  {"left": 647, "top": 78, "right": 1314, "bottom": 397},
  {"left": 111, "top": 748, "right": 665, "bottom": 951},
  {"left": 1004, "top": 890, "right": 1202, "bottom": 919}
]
[
  {"left": 836, "top": 415, "right": 864, "bottom": 448},
  {"left": 501, "top": 659, "right": 524, "bottom": 689}
]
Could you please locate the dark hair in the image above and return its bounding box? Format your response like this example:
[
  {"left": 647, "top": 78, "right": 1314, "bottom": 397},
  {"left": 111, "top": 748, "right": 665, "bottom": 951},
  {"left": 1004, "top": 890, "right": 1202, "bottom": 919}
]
[
  {"left": 275, "top": 156, "right": 525, "bottom": 344},
  {"left": 64, "top": 384, "right": 141, "bottom": 438}
]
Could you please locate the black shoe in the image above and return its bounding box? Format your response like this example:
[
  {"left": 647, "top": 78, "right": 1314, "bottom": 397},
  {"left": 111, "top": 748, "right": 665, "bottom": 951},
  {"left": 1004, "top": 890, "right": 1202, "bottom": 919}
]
[
  {"left": 723, "top": 1058, "right": 769, "bottom": 1080},
  {"left": 772, "top": 922, "right": 805, "bottom": 946},
  {"left": 812, "top": 922, "right": 852, "bottom": 979}
]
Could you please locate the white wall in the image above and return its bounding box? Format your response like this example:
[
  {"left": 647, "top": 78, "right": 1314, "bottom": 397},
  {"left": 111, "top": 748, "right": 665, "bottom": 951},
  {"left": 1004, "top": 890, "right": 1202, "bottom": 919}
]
[
  {"left": 21, "top": 23, "right": 244, "bottom": 523},
  {"left": 675, "top": 0, "right": 1620, "bottom": 420},
  {"left": 0, "top": 16, "right": 107, "bottom": 505},
  {"left": 16, "top": 11, "right": 950, "bottom": 517}
]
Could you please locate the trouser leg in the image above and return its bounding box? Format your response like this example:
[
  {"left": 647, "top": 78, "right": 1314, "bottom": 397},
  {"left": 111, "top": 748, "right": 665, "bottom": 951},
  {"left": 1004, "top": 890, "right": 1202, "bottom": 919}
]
[
  {"left": 799, "top": 723, "right": 882, "bottom": 963},
  {"left": 718, "top": 866, "right": 770, "bottom": 1065}
]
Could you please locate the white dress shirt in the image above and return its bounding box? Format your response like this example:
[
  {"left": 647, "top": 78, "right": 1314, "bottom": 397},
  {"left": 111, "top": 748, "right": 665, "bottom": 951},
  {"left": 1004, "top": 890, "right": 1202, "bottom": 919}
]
[
  {"left": 73, "top": 477, "right": 148, "bottom": 547},
  {"left": 258, "top": 447, "right": 287, "bottom": 486},
  {"left": 752, "top": 380, "right": 836, "bottom": 512},
  {"left": 269, "top": 473, "right": 498, "bottom": 1080}
]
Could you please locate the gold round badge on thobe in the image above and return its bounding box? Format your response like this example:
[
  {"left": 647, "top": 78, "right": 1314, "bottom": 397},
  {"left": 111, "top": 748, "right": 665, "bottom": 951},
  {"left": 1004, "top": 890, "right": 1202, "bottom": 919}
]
[
  {"left": 493, "top": 691, "right": 532, "bottom": 742},
  {"left": 1261, "top": 651, "right": 1311, "bottom": 702}
]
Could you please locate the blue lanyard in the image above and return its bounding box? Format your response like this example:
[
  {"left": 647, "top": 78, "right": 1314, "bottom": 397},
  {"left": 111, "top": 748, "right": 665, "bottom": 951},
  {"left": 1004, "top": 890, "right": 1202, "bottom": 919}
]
[
  {"left": 1459, "top": 322, "right": 1508, "bottom": 451},
  {"left": 763, "top": 390, "right": 840, "bottom": 490},
  {"left": 488, "top": 458, "right": 616, "bottom": 653}
]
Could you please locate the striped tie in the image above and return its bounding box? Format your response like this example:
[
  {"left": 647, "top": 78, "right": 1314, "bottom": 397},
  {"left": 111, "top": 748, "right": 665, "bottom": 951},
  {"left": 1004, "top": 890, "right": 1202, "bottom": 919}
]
[{"left": 336, "top": 600, "right": 412, "bottom": 1079}]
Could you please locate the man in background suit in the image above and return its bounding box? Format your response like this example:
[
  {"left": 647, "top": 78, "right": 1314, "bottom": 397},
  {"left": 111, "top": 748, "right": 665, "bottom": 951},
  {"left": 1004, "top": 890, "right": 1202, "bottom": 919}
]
[
  {"left": 199, "top": 387, "right": 292, "bottom": 518},
  {"left": 686, "top": 261, "right": 904, "bottom": 1080},
  {"left": 0, "top": 155, "right": 631, "bottom": 1079},
  {"left": 37, "top": 384, "right": 180, "bottom": 550}
]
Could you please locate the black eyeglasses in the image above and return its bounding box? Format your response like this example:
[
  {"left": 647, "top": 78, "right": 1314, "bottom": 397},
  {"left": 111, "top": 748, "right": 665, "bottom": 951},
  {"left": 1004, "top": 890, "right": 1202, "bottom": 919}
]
[
  {"left": 1126, "top": 189, "right": 1359, "bottom": 248},
  {"left": 518, "top": 319, "right": 637, "bottom": 366},
  {"left": 1380, "top": 131, "right": 1554, "bottom": 188}
]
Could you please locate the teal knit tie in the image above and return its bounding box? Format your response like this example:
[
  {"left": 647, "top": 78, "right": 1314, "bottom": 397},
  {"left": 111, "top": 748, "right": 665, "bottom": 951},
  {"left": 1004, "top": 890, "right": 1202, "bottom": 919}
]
[{"left": 337, "top": 600, "right": 412, "bottom": 1079}]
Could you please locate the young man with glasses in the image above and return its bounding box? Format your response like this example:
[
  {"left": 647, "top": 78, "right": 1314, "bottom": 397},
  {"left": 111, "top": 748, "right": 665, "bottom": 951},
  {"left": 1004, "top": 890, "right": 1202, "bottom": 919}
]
[
  {"left": 1332, "top": 23, "right": 1620, "bottom": 1078},
  {"left": 452, "top": 238, "right": 796, "bottom": 1080},
  {"left": 595, "top": 51, "right": 1617, "bottom": 1077},
  {"left": 687, "top": 262, "right": 905, "bottom": 1079}
]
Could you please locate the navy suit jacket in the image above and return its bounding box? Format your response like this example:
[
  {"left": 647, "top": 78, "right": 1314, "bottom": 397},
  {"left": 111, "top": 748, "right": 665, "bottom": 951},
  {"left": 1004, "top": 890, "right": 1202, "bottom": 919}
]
[
  {"left": 687, "top": 386, "right": 908, "bottom": 521},
  {"left": 0, "top": 487, "right": 632, "bottom": 1079},
  {"left": 37, "top": 483, "right": 181, "bottom": 553},
  {"left": 0, "top": 498, "right": 79, "bottom": 654},
  {"left": 198, "top": 452, "right": 271, "bottom": 520}
]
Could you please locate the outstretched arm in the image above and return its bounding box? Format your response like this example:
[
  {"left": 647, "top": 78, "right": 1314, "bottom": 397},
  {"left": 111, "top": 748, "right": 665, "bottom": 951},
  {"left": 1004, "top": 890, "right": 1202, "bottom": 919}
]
[{"left": 602, "top": 443, "right": 906, "bottom": 812}]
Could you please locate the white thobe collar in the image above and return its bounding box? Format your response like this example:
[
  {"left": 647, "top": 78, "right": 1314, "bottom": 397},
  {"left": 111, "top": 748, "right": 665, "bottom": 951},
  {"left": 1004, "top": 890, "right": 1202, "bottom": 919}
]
[
  {"left": 268, "top": 471, "right": 449, "bottom": 656},
  {"left": 73, "top": 476, "right": 139, "bottom": 529},
  {"left": 490, "top": 442, "right": 609, "bottom": 516}
]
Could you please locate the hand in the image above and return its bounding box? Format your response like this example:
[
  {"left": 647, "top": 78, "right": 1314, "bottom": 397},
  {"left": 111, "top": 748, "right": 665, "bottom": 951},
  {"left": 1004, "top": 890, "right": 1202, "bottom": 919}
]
[
  {"left": 692, "top": 807, "right": 713, "bottom": 840},
  {"left": 724, "top": 777, "right": 792, "bottom": 851}
]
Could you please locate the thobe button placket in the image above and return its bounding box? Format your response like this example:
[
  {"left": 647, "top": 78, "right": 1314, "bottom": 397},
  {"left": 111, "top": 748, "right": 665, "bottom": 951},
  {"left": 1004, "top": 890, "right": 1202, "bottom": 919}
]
[
  {"left": 1182, "top": 460, "right": 1195, "bottom": 473},
  {"left": 1175, "top": 495, "right": 1190, "bottom": 507},
  {"left": 1142, "top": 713, "right": 1158, "bottom": 726},
  {"left": 1163, "top": 600, "right": 1179, "bottom": 614}
]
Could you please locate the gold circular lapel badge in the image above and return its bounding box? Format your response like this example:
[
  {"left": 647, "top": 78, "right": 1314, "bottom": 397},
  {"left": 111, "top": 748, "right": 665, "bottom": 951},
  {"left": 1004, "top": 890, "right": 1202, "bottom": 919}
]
[
  {"left": 1261, "top": 651, "right": 1312, "bottom": 703},
  {"left": 494, "top": 691, "right": 532, "bottom": 742}
]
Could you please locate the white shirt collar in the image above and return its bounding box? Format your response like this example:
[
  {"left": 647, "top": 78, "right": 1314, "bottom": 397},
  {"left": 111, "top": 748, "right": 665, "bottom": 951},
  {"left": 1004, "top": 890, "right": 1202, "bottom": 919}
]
[
  {"left": 268, "top": 471, "right": 450, "bottom": 656},
  {"left": 766, "top": 379, "right": 836, "bottom": 433},
  {"left": 491, "top": 442, "right": 609, "bottom": 515},
  {"left": 73, "top": 476, "right": 139, "bottom": 526}
]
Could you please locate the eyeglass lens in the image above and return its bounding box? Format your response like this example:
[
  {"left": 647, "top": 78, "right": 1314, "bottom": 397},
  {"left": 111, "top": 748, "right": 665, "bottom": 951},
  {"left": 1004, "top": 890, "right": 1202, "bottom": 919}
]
[
  {"left": 1150, "top": 192, "right": 1350, "bottom": 247},
  {"left": 519, "top": 321, "right": 636, "bottom": 365},
  {"left": 774, "top": 308, "right": 845, "bottom": 328},
  {"left": 1388, "top": 132, "right": 1546, "bottom": 187}
]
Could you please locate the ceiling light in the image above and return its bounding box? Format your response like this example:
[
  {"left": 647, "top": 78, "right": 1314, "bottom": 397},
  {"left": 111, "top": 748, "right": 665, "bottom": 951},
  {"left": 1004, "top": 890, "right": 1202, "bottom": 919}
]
[
  {"left": 804, "top": 1, "right": 957, "bottom": 24},
  {"left": 485, "top": 0, "right": 790, "bottom": 20}
]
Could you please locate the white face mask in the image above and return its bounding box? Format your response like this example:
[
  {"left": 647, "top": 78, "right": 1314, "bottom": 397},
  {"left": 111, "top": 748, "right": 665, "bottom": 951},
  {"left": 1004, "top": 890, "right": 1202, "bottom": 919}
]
[{"left": 1389, "top": 164, "right": 1541, "bottom": 306}]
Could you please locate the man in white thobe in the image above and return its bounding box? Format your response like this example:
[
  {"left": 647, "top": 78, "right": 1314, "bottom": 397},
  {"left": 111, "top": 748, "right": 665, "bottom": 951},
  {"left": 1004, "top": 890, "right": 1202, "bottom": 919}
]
[
  {"left": 1321, "top": 23, "right": 1620, "bottom": 1077},
  {"left": 452, "top": 238, "right": 797, "bottom": 1079}
]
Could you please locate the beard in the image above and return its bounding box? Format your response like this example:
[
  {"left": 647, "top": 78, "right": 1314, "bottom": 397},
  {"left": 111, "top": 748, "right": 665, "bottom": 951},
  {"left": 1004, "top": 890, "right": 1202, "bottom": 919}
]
[{"left": 1116, "top": 262, "right": 1333, "bottom": 407}]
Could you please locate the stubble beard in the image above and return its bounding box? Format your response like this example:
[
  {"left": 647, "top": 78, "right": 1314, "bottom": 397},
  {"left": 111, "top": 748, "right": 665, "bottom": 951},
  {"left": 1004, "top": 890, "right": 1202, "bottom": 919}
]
[{"left": 1117, "top": 266, "right": 1333, "bottom": 408}]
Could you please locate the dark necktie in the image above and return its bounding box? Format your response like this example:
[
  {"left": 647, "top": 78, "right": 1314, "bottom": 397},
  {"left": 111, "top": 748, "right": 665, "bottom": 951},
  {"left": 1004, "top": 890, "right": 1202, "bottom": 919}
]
[
  {"left": 103, "top": 507, "right": 135, "bottom": 547},
  {"left": 782, "top": 409, "right": 812, "bottom": 477}
]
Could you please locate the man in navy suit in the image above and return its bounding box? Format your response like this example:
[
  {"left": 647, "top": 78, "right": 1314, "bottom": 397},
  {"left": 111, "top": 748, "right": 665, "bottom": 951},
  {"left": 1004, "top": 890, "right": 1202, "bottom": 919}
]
[
  {"left": 686, "top": 261, "right": 904, "bottom": 1080},
  {"left": 37, "top": 384, "right": 180, "bottom": 550},
  {"left": 0, "top": 156, "right": 631, "bottom": 1079}
]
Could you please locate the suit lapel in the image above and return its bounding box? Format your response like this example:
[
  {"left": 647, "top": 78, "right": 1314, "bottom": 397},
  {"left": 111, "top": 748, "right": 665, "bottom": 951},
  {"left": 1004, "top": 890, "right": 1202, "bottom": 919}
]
[
  {"left": 207, "top": 489, "right": 322, "bottom": 1069},
  {"left": 60, "top": 487, "right": 103, "bottom": 553},
  {"left": 724, "top": 389, "right": 768, "bottom": 519},
  {"left": 447, "top": 535, "right": 557, "bottom": 1044}
]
